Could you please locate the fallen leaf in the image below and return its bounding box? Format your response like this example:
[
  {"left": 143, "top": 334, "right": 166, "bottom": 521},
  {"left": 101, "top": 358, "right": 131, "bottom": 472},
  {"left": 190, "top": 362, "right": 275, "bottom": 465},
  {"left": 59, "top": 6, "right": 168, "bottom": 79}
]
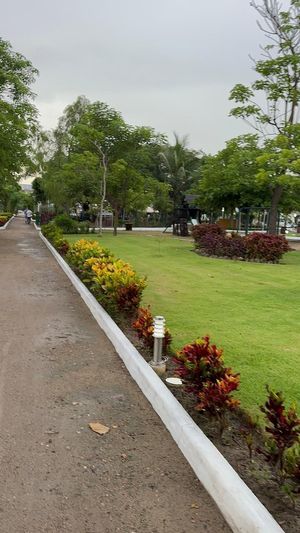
[
  {"left": 191, "top": 503, "right": 199, "bottom": 509},
  {"left": 89, "top": 422, "right": 110, "bottom": 435}
]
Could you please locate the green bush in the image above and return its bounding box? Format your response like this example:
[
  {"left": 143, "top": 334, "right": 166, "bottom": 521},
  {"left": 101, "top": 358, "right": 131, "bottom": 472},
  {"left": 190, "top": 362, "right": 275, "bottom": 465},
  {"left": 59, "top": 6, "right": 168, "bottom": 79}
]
[
  {"left": 41, "top": 222, "right": 63, "bottom": 244},
  {"left": 53, "top": 214, "right": 79, "bottom": 234}
]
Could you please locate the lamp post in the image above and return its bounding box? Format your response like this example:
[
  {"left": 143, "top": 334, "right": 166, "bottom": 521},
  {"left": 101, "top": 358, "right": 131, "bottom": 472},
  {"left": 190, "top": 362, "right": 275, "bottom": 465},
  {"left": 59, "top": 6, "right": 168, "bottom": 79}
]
[{"left": 149, "top": 316, "right": 167, "bottom": 375}]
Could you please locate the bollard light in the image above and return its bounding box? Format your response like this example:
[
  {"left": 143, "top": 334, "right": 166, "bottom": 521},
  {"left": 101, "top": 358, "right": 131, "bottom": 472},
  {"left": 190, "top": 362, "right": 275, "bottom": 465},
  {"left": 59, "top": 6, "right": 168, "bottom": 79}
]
[{"left": 150, "top": 316, "right": 167, "bottom": 375}]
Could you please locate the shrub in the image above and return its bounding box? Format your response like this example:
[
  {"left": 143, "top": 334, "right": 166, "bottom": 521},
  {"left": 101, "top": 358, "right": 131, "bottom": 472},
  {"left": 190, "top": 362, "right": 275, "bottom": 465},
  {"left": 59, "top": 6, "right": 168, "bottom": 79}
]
[
  {"left": 53, "top": 214, "right": 79, "bottom": 234},
  {"left": 260, "top": 386, "right": 300, "bottom": 471},
  {"left": 41, "top": 223, "right": 63, "bottom": 245},
  {"left": 174, "top": 336, "right": 240, "bottom": 436},
  {"left": 196, "top": 374, "right": 240, "bottom": 437},
  {"left": 88, "top": 258, "right": 147, "bottom": 315},
  {"left": 77, "top": 221, "right": 92, "bottom": 234},
  {"left": 66, "top": 239, "right": 112, "bottom": 270},
  {"left": 132, "top": 306, "right": 172, "bottom": 354},
  {"left": 245, "top": 233, "right": 290, "bottom": 263},
  {"left": 192, "top": 223, "right": 225, "bottom": 245},
  {"left": 192, "top": 224, "right": 290, "bottom": 263},
  {"left": 55, "top": 238, "right": 70, "bottom": 256},
  {"left": 174, "top": 335, "right": 239, "bottom": 394}
]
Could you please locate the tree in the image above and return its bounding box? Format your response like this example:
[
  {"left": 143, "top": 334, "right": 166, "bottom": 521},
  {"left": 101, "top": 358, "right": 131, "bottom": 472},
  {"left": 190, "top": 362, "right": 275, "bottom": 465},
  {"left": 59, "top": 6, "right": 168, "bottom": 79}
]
[
  {"left": 256, "top": 124, "right": 300, "bottom": 217},
  {"left": 195, "top": 134, "right": 267, "bottom": 214},
  {"left": 42, "top": 151, "right": 100, "bottom": 212},
  {"left": 0, "top": 38, "right": 38, "bottom": 204},
  {"left": 42, "top": 97, "right": 167, "bottom": 230},
  {"left": 159, "top": 133, "right": 202, "bottom": 211},
  {"left": 229, "top": 0, "right": 300, "bottom": 233}
]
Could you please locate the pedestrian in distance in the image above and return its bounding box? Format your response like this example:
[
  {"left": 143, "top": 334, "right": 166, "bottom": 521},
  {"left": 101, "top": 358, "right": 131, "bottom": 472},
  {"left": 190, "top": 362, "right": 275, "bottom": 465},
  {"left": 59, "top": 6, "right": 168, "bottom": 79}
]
[
  {"left": 24, "top": 208, "right": 28, "bottom": 224},
  {"left": 26, "top": 209, "right": 33, "bottom": 224}
]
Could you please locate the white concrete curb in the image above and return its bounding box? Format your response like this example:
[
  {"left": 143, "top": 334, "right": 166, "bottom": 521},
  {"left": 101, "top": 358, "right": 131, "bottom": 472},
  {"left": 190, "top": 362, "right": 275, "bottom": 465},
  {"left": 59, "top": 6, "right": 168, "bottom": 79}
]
[
  {"left": 0, "top": 214, "right": 15, "bottom": 231},
  {"left": 39, "top": 230, "right": 284, "bottom": 533}
]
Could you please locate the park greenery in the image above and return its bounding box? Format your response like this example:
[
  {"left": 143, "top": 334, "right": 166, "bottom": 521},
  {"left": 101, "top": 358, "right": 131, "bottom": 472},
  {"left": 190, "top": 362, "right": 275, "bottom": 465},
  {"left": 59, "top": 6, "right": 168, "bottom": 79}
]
[
  {"left": 0, "top": 37, "right": 38, "bottom": 212},
  {"left": 1, "top": 1, "right": 300, "bottom": 229},
  {"left": 2, "top": 1, "right": 300, "bottom": 501},
  {"left": 39, "top": 218, "right": 300, "bottom": 498}
]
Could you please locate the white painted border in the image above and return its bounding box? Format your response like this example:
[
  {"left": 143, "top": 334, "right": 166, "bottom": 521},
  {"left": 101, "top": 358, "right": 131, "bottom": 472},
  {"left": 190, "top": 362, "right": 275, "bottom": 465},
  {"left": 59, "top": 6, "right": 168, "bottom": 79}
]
[
  {"left": 39, "top": 230, "right": 284, "bottom": 533},
  {"left": 0, "top": 214, "right": 15, "bottom": 231}
]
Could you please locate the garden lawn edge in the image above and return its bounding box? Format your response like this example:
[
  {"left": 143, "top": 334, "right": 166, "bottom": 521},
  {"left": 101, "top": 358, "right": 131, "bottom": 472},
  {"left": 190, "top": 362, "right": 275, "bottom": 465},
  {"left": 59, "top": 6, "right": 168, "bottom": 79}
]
[
  {"left": 39, "top": 230, "right": 284, "bottom": 533},
  {"left": 0, "top": 215, "right": 15, "bottom": 231}
]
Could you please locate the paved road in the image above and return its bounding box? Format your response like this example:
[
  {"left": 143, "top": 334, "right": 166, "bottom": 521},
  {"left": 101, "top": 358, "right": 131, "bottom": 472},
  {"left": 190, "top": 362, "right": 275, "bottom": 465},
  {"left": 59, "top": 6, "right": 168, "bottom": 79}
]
[{"left": 0, "top": 217, "right": 230, "bottom": 533}]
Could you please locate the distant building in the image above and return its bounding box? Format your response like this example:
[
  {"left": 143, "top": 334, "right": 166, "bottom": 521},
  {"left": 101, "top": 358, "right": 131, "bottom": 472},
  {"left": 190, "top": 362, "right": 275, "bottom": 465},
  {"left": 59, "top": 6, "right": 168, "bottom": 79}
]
[{"left": 20, "top": 183, "right": 33, "bottom": 192}]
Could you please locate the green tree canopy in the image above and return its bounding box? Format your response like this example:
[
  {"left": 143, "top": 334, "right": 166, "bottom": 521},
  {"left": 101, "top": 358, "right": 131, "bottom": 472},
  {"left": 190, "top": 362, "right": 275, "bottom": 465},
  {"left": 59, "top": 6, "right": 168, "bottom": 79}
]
[
  {"left": 41, "top": 97, "right": 169, "bottom": 232},
  {"left": 195, "top": 135, "right": 267, "bottom": 213},
  {"left": 0, "top": 38, "right": 38, "bottom": 206},
  {"left": 229, "top": 0, "right": 300, "bottom": 232},
  {"left": 159, "top": 133, "right": 202, "bottom": 210}
]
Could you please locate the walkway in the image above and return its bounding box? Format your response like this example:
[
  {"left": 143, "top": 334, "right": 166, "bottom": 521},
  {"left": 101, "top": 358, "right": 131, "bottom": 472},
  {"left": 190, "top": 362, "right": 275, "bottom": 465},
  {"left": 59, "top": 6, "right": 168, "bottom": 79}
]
[{"left": 0, "top": 217, "right": 229, "bottom": 533}]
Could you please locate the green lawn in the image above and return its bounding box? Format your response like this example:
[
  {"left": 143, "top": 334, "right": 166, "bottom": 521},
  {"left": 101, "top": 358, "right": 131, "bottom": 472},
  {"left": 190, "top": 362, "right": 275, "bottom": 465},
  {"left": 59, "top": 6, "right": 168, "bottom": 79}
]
[{"left": 66, "top": 232, "right": 300, "bottom": 414}]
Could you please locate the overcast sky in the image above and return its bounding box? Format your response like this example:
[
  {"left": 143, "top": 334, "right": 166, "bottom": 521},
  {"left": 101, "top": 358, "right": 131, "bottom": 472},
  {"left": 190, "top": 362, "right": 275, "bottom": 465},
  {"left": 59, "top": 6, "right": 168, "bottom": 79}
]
[{"left": 2, "top": 0, "right": 268, "bottom": 154}]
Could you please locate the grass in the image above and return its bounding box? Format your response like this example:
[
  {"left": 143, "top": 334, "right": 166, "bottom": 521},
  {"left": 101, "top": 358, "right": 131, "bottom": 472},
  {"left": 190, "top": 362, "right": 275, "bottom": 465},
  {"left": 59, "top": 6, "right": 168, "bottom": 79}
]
[{"left": 66, "top": 231, "right": 300, "bottom": 415}]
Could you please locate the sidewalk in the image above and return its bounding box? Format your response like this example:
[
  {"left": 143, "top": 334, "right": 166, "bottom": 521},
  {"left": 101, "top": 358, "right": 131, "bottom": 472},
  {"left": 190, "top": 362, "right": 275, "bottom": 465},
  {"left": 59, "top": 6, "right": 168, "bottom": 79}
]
[{"left": 0, "top": 217, "right": 229, "bottom": 533}]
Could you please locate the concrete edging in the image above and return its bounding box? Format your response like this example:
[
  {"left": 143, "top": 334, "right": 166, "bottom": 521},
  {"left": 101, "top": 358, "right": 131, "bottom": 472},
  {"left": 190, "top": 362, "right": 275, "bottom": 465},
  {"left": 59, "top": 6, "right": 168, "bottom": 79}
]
[
  {"left": 39, "top": 230, "right": 284, "bottom": 533},
  {"left": 0, "top": 215, "right": 15, "bottom": 231}
]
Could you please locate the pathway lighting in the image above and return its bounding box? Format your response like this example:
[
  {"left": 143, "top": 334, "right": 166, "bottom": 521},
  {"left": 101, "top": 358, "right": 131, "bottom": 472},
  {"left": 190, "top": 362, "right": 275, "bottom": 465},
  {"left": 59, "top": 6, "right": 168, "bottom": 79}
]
[{"left": 149, "top": 315, "right": 168, "bottom": 375}]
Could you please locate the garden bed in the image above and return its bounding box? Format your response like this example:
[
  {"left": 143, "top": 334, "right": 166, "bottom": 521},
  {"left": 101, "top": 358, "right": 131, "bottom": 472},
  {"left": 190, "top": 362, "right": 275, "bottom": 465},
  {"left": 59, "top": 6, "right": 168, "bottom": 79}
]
[
  {"left": 41, "top": 227, "right": 299, "bottom": 531},
  {"left": 120, "top": 319, "right": 300, "bottom": 533}
]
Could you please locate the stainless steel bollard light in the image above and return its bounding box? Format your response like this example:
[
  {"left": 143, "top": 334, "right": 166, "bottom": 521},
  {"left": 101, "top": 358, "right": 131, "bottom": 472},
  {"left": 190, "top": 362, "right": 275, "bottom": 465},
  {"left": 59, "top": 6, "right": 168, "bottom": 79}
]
[{"left": 149, "top": 316, "right": 167, "bottom": 374}]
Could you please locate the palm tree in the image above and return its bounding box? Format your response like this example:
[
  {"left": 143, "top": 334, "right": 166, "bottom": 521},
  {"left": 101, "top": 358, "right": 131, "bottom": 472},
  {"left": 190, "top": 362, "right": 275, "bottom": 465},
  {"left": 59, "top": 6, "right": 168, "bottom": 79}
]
[{"left": 159, "top": 133, "right": 201, "bottom": 210}]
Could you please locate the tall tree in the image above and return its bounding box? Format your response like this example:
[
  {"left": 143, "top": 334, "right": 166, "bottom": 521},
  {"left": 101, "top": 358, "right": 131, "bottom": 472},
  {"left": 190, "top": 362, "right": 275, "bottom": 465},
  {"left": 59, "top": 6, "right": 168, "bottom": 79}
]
[
  {"left": 42, "top": 98, "right": 167, "bottom": 230},
  {"left": 159, "top": 133, "right": 202, "bottom": 211},
  {"left": 229, "top": 0, "right": 300, "bottom": 233},
  {"left": 0, "top": 38, "right": 38, "bottom": 203},
  {"left": 195, "top": 134, "right": 266, "bottom": 213}
]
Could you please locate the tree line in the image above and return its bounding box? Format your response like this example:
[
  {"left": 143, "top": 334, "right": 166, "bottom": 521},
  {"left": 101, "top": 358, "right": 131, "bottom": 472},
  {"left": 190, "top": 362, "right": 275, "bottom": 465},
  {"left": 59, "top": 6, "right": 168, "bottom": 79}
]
[{"left": 1, "top": 0, "right": 300, "bottom": 234}]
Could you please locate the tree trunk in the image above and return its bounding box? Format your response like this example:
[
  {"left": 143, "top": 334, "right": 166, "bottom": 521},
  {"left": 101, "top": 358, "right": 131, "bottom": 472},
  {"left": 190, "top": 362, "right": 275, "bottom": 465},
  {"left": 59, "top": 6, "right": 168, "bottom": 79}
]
[
  {"left": 113, "top": 207, "right": 119, "bottom": 236},
  {"left": 268, "top": 185, "right": 283, "bottom": 235},
  {"left": 98, "top": 156, "right": 107, "bottom": 235}
]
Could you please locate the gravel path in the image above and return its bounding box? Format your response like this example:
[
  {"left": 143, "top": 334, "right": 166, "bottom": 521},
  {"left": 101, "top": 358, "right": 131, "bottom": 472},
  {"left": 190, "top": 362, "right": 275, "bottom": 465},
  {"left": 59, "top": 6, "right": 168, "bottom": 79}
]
[{"left": 0, "top": 217, "right": 230, "bottom": 533}]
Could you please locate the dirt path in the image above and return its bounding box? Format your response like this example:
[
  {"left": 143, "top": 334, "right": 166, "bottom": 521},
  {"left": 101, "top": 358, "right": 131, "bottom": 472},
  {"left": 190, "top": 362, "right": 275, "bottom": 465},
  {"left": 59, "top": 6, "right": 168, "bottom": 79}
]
[{"left": 0, "top": 217, "right": 230, "bottom": 533}]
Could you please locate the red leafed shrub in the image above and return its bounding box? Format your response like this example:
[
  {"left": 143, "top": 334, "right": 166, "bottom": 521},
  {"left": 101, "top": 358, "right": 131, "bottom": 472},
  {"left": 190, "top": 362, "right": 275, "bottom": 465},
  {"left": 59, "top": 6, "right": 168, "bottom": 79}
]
[
  {"left": 116, "top": 283, "right": 144, "bottom": 314},
  {"left": 192, "top": 223, "right": 225, "bottom": 245},
  {"left": 196, "top": 375, "right": 240, "bottom": 413},
  {"left": 196, "top": 375, "right": 240, "bottom": 436},
  {"left": 192, "top": 224, "right": 290, "bottom": 263},
  {"left": 174, "top": 336, "right": 240, "bottom": 436},
  {"left": 260, "top": 386, "right": 300, "bottom": 471},
  {"left": 55, "top": 238, "right": 70, "bottom": 256},
  {"left": 173, "top": 336, "right": 238, "bottom": 394},
  {"left": 132, "top": 306, "right": 172, "bottom": 354},
  {"left": 199, "top": 232, "right": 246, "bottom": 259},
  {"left": 245, "top": 233, "right": 290, "bottom": 263}
]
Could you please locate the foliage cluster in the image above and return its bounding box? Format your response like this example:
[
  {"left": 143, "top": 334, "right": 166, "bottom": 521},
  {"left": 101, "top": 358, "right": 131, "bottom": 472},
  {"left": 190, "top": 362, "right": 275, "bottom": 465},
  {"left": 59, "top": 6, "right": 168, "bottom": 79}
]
[
  {"left": 66, "top": 239, "right": 146, "bottom": 315},
  {"left": 53, "top": 214, "right": 80, "bottom": 234},
  {"left": 192, "top": 224, "right": 290, "bottom": 263},
  {"left": 132, "top": 306, "right": 172, "bottom": 355},
  {"left": 245, "top": 232, "right": 291, "bottom": 263},
  {"left": 41, "top": 223, "right": 70, "bottom": 256},
  {"left": 173, "top": 336, "right": 240, "bottom": 435},
  {"left": 0, "top": 213, "right": 13, "bottom": 226},
  {"left": 260, "top": 387, "right": 300, "bottom": 469}
]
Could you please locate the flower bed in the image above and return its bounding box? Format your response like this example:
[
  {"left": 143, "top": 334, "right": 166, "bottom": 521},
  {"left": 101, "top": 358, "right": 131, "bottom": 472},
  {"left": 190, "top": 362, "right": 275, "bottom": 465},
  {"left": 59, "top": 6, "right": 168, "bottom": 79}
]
[
  {"left": 192, "top": 224, "right": 291, "bottom": 263},
  {"left": 0, "top": 213, "right": 13, "bottom": 226}
]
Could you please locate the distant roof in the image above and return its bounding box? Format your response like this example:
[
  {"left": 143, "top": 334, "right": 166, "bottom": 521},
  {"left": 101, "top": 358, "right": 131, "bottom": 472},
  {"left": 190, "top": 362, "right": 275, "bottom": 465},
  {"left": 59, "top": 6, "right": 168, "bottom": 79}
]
[
  {"left": 21, "top": 184, "right": 32, "bottom": 191},
  {"left": 184, "top": 194, "right": 199, "bottom": 207}
]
